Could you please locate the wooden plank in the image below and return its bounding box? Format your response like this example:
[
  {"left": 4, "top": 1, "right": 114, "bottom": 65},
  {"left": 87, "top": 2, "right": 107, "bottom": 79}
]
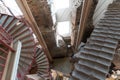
[
  {"left": 10, "top": 41, "right": 22, "bottom": 80},
  {"left": 2, "top": 41, "right": 22, "bottom": 80},
  {"left": 1, "top": 43, "right": 13, "bottom": 80}
]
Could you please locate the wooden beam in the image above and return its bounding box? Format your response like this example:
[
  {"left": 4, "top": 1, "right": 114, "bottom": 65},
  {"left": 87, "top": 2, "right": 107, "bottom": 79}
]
[
  {"left": 2, "top": 41, "right": 22, "bottom": 80},
  {"left": 75, "top": 0, "right": 93, "bottom": 51},
  {"left": 10, "top": 41, "right": 22, "bottom": 80},
  {"left": 16, "top": 0, "right": 53, "bottom": 62},
  {"left": 1, "top": 43, "right": 13, "bottom": 80}
]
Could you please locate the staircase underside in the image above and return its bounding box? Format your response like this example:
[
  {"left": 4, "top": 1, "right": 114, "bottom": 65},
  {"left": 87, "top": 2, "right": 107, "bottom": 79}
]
[{"left": 71, "top": 1, "right": 120, "bottom": 80}]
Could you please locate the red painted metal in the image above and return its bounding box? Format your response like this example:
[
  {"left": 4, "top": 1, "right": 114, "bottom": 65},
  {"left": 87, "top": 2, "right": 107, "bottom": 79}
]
[
  {"left": 0, "top": 25, "right": 12, "bottom": 44},
  {"left": 13, "top": 28, "right": 29, "bottom": 38},
  {"left": 0, "top": 39, "right": 15, "bottom": 52},
  {"left": 0, "top": 14, "right": 43, "bottom": 80},
  {"left": 0, "top": 48, "right": 8, "bottom": 54},
  {"left": 4, "top": 17, "right": 16, "bottom": 29},
  {"left": 1, "top": 16, "right": 8, "bottom": 26},
  {"left": 0, "top": 64, "right": 5, "bottom": 67},
  {"left": 0, "top": 25, "right": 14, "bottom": 80},
  {"left": 0, "top": 56, "right": 6, "bottom": 60}
]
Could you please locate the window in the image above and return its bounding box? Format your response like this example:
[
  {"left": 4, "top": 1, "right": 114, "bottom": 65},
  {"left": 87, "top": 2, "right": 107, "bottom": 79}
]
[
  {"left": 56, "top": 21, "right": 71, "bottom": 37},
  {"left": 53, "top": 0, "right": 69, "bottom": 10}
]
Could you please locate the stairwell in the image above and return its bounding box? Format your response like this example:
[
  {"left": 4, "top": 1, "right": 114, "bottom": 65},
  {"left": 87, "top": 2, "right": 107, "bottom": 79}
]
[{"left": 70, "top": 1, "right": 120, "bottom": 80}]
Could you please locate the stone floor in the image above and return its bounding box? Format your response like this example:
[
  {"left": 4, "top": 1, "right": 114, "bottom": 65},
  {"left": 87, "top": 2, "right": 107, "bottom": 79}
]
[
  {"left": 52, "top": 57, "right": 73, "bottom": 75},
  {"left": 25, "top": 74, "right": 44, "bottom": 80}
]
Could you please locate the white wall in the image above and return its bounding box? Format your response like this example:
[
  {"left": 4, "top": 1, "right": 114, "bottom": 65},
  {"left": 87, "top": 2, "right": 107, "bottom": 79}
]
[
  {"left": 93, "top": 0, "right": 114, "bottom": 26},
  {"left": 56, "top": 8, "right": 71, "bottom": 22}
]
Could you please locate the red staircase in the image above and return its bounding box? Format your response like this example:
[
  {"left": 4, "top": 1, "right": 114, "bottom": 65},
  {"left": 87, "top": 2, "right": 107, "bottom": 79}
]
[
  {"left": 0, "top": 14, "right": 51, "bottom": 80},
  {"left": 0, "top": 25, "right": 14, "bottom": 79}
]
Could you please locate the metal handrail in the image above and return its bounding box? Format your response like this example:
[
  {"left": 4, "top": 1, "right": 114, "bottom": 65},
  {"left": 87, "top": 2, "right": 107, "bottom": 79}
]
[
  {"left": 0, "top": 26, "right": 15, "bottom": 52},
  {"left": 0, "top": 25, "right": 12, "bottom": 44},
  {"left": 0, "top": 26, "right": 15, "bottom": 80}
]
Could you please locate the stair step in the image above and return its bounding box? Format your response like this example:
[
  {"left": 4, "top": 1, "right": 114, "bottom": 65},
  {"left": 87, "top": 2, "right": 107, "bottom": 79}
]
[
  {"left": 3, "top": 17, "right": 15, "bottom": 29},
  {"left": 37, "top": 68, "right": 49, "bottom": 73},
  {"left": 36, "top": 52, "right": 45, "bottom": 59},
  {"left": 14, "top": 31, "right": 33, "bottom": 42},
  {"left": 98, "top": 23, "right": 120, "bottom": 29},
  {"left": 22, "top": 42, "right": 35, "bottom": 49},
  {"left": 13, "top": 27, "right": 29, "bottom": 38},
  {"left": 9, "top": 23, "right": 25, "bottom": 35},
  {"left": 78, "top": 59, "right": 109, "bottom": 75},
  {"left": 37, "top": 72, "right": 49, "bottom": 78},
  {"left": 6, "top": 20, "right": 20, "bottom": 33},
  {"left": 96, "top": 27, "right": 120, "bottom": 34},
  {"left": 0, "top": 15, "right": 8, "bottom": 26},
  {"left": 21, "top": 49, "right": 34, "bottom": 53},
  {"left": 19, "top": 61, "right": 29, "bottom": 71},
  {"left": 94, "top": 28, "right": 120, "bottom": 36},
  {"left": 36, "top": 58, "right": 48, "bottom": 64},
  {"left": 37, "top": 65, "right": 49, "bottom": 69},
  {"left": 21, "top": 37, "right": 34, "bottom": 44},
  {"left": 20, "top": 57, "right": 32, "bottom": 65},
  {"left": 100, "top": 15, "right": 120, "bottom": 20},
  {"left": 90, "top": 36, "right": 118, "bottom": 44},
  {"left": 105, "top": 11, "right": 120, "bottom": 15},
  {"left": 1, "top": 15, "right": 9, "bottom": 27},
  {"left": 75, "top": 63, "right": 106, "bottom": 80},
  {"left": 20, "top": 53, "right": 33, "bottom": 59},
  {"left": 88, "top": 40, "right": 116, "bottom": 49},
  {"left": 84, "top": 47, "right": 114, "bottom": 60},
  {"left": 72, "top": 70, "right": 89, "bottom": 80},
  {"left": 78, "top": 51, "right": 111, "bottom": 66},
  {"left": 37, "top": 56, "right": 48, "bottom": 64},
  {"left": 90, "top": 32, "right": 120, "bottom": 42},
  {"left": 85, "top": 44, "right": 114, "bottom": 55}
]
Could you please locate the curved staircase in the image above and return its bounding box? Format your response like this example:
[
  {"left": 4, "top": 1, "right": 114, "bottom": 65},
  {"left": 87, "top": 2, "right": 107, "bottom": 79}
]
[
  {"left": 0, "top": 14, "right": 50, "bottom": 80},
  {"left": 0, "top": 13, "right": 36, "bottom": 80},
  {"left": 70, "top": 1, "right": 120, "bottom": 80},
  {"left": 35, "top": 47, "right": 51, "bottom": 80}
]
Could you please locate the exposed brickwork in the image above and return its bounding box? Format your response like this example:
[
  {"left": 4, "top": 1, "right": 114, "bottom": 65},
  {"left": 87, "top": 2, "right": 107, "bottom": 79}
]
[
  {"left": 26, "top": 0, "right": 53, "bottom": 31},
  {"left": 25, "top": 0, "right": 68, "bottom": 58}
]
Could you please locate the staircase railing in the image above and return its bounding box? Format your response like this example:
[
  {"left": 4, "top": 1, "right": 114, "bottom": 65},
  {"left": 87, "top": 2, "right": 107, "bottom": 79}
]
[{"left": 0, "top": 25, "right": 15, "bottom": 80}]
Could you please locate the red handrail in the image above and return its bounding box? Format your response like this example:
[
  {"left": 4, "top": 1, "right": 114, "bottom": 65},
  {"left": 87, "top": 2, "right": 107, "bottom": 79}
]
[
  {"left": 0, "top": 26, "right": 12, "bottom": 44},
  {"left": 0, "top": 39, "right": 15, "bottom": 52},
  {"left": 0, "top": 26, "right": 15, "bottom": 80}
]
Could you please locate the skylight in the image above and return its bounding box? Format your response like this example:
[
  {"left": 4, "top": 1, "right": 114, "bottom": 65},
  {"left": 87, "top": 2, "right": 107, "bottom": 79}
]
[
  {"left": 56, "top": 21, "right": 71, "bottom": 37},
  {"left": 53, "top": 0, "right": 69, "bottom": 10},
  {"left": 3, "top": 0, "right": 22, "bottom": 16}
]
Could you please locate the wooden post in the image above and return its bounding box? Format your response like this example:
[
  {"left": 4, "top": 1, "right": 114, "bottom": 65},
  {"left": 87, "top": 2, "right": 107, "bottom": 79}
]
[
  {"left": 75, "top": 0, "right": 93, "bottom": 51},
  {"left": 2, "top": 41, "right": 22, "bottom": 80}
]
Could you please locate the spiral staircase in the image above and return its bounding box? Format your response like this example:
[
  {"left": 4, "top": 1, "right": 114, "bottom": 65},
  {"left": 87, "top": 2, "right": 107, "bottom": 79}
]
[
  {"left": 35, "top": 47, "right": 51, "bottom": 80},
  {"left": 0, "top": 14, "right": 50, "bottom": 80}
]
